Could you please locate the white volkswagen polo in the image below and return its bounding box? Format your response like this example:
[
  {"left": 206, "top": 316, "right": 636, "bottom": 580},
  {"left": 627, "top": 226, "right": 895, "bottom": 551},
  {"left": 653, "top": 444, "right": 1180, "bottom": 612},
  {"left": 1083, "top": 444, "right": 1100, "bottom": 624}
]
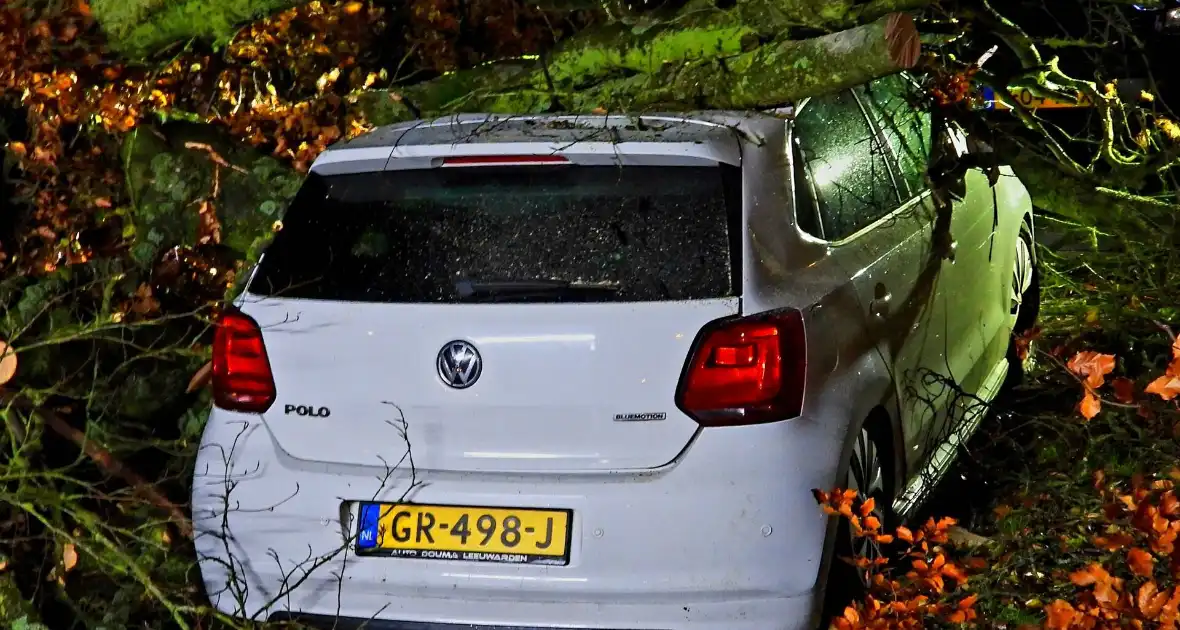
[{"left": 193, "top": 74, "right": 1038, "bottom": 630}]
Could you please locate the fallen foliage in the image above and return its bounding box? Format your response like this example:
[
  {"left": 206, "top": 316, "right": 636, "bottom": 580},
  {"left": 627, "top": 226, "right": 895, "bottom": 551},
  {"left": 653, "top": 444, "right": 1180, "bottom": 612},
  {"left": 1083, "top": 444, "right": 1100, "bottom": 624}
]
[{"left": 813, "top": 489, "right": 983, "bottom": 628}]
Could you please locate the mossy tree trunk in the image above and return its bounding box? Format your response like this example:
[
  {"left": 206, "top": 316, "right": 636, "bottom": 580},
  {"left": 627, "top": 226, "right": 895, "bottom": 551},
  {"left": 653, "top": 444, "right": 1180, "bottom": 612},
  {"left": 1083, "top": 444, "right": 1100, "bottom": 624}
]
[{"left": 357, "top": 11, "right": 923, "bottom": 124}]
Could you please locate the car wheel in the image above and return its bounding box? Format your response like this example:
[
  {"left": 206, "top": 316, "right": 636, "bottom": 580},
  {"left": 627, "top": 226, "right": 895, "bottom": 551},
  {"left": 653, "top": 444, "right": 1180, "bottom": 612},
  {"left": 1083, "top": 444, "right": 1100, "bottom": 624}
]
[
  {"left": 1005, "top": 219, "right": 1040, "bottom": 384},
  {"left": 822, "top": 426, "right": 894, "bottom": 621},
  {"left": 1010, "top": 220, "right": 1039, "bottom": 331},
  {"left": 846, "top": 428, "right": 889, "bottom": 585}
]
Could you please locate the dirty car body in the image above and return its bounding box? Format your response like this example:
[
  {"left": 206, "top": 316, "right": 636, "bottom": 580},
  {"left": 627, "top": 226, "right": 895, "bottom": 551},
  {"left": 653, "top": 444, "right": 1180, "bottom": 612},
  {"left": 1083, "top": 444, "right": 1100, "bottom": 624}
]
[{"left": 193, "top": 74, "right": 1035, "bottom": 629}]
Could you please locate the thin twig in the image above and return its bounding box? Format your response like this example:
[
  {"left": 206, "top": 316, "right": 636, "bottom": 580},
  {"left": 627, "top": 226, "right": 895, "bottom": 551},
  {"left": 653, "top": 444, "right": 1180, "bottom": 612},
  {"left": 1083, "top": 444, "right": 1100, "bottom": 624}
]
[
  {"left": 182, "top": 141, "right": 248, "bottom": 174},
  {"left": 1153, "top": 320, "right": 1176, "bottom": 343}
]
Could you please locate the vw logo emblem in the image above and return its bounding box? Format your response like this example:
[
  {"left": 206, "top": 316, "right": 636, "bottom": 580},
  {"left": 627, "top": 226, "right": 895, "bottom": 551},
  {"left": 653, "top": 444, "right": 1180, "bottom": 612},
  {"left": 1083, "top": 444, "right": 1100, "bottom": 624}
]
[{"left": 437, "top": 340, "right": 482, "bottom": 389}]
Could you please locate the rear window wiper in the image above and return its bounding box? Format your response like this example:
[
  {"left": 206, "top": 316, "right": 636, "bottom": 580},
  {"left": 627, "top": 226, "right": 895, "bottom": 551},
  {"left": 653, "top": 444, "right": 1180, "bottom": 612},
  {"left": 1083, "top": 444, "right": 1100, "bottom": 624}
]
[{"left": 454, "top": 278, "right": 620, "bottom": 302}]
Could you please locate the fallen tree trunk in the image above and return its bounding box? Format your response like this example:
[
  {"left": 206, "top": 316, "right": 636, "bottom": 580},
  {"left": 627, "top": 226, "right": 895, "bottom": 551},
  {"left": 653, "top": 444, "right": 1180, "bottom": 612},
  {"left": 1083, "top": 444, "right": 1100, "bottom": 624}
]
[
  {"left": 91, "top": 0, "right": 933, "bottom": 60},
  {"left": 358, "top": 11, "right": 922, "bottom": 124},
  {"left": 600, "top": 11, "right": 923, "bottom": 111}
]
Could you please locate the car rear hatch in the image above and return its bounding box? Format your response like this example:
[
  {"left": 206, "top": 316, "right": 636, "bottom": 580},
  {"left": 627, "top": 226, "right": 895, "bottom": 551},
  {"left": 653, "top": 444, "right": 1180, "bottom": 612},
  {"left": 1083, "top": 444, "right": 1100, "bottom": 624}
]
[{"left": 234, "top": 151, "right": 744, "bottom": 473}]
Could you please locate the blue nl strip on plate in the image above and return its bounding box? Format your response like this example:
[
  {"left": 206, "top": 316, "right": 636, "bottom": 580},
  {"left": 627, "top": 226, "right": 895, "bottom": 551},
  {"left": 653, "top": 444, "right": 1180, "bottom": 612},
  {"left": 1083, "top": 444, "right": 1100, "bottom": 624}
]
[
  {"left": 980, "top": 86, "right": 997, "bottom": 111},
  {"left": 357, "top": 503, "right": 379, "bottom": 549}
]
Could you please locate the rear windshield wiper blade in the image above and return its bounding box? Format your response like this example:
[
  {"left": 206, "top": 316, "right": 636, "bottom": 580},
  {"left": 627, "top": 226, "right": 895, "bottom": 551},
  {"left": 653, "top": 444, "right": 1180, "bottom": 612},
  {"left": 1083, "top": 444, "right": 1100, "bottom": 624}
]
[{"left": 455, "top": 278, "right": 620, "bottom": 301}]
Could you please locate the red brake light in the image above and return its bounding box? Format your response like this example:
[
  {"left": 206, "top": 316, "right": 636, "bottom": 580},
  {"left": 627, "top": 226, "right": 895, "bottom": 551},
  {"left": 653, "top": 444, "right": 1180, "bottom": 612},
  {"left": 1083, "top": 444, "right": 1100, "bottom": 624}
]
[
  {"left": 212, "top": 309, "right": 276, "bottom": 413},
  {"left": 441, "top": 155, "right": 569, "bottom": 166},
  {"left": 675, "top": 310, "right": 806, "bottom": 426}
]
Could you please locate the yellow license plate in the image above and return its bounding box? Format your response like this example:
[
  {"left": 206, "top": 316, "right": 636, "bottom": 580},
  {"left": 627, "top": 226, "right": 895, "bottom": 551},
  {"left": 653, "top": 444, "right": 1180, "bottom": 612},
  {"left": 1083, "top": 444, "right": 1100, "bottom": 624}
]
[
  {"left": 355, "top": 502, "right": 572, "bottom": 565},
  {"left": 992, "top": 86, "right": 1096, "bottom": 110}
]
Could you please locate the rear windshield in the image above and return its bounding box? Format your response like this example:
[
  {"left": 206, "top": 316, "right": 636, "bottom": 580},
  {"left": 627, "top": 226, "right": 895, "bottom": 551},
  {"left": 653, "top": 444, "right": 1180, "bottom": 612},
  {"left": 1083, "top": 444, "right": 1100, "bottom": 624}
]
[{"left": 248, "top": 164, "right": 742, "bottom": 303}]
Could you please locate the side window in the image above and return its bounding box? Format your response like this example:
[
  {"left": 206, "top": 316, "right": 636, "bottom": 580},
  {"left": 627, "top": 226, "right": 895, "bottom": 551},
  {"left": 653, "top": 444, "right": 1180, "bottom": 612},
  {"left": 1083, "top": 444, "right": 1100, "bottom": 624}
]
[
  {"left": 793, "top": 89, "right": 901, "bottom": 241},
  {"left": 858, "top": 74, "right": 933, "bottom": 197}
]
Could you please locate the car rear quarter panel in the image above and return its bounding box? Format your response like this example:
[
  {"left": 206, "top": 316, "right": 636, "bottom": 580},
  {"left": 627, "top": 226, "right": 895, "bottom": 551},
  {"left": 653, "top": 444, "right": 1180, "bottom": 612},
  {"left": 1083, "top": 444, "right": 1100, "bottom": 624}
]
[
  {"left": 737, "top": 121, "right": 901, "bottom": 480},
  {"left": 735, "top": 120, "right": 903, "bottom": 603}
]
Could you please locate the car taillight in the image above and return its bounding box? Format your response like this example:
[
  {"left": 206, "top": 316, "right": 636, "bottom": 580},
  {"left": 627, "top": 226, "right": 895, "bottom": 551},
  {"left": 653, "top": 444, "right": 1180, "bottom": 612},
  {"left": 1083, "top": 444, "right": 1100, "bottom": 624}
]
[
  {"left": 675, "top": 310, "right": 806, "bottom": 426},
  {"left": 212, "top": 309, "right": 276, "bottom": 413}
]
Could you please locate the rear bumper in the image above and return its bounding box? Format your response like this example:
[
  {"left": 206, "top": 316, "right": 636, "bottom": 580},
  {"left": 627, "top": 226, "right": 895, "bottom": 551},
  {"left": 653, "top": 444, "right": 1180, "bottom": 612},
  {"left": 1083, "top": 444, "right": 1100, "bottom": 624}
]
[
  {"left": 192, "top": 410, "right": 845, "bottom": 629},
  {"left": 266, "top": 594, "right": 815, "bottom": 630}
]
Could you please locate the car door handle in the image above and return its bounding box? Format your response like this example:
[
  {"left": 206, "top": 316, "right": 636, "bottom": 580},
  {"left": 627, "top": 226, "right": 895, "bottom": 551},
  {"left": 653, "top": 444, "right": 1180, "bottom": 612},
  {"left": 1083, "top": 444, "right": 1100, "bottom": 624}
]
[{"left": 869, "top": 293, "right": 892, "bottom": 320}]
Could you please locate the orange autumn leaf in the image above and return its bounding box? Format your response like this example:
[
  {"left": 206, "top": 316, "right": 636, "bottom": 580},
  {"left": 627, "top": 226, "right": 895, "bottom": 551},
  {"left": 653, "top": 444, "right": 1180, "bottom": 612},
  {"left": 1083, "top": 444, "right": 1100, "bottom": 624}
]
[
  {"left": 859, "top": 497, "right": 876, "bottom": 517},
  {"left": 0, "top": 340, "right": 17, "bottom": 387},
  {"left": 1079, "top": 390, "right": 1102, "bottom": 420},
  {"left": 1045, "top": 600, "right": 1078, "bottom": 629},
  {"left": 1094, "top": 579, "right": 1121, "bottom": 607},
  {"left": 963, "top": 556, "right": 988, "bottom": 570},
  {"left": 1093, "top": 532, "right": 1134, "bottom": 551},
  {"left": 945, "top": 610, "right": 968, "bottom": 623},
  {"left": 1146, "top": 374, "right": 1180, "bottom": 401},
  {"left": 1070, "top": 563, "right": 1112, "bottom": 586},
  {"left": 1128, "top": 547, "right": 1155, "bottom": 577},
  {"left": 1148, "top": 337, "right": 1180, "bottom": 400},
  {"left": 1067, "top": 351, "right": 1116, "bottom": 389},
  {"left": 1111, "top": 376, "right": 1136, "bottom": 403},
  {"left": 1013, "top": 326, "right": 1041, "bottom": 361},
  {"left": 1160, "top": 587, "right": 1180, "bottom": 624},
  {"left": 62, "top": 543, "right": 78, "bottom": 572},
  {"left": 1162, "top": 492, "right": 1180, "bottom": 517},
  {"left": 1139, "top": 580, "right": 1169, "bottom": 619},
  {"left": 941, "top": 562, "right": 969, "bottom": 583}
]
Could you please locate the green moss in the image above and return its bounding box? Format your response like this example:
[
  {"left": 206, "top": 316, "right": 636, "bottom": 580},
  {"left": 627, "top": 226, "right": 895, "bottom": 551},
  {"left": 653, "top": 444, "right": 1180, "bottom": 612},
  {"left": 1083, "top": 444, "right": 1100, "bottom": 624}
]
[
  {"left": 359, "top": 21, "right": 780, "bottom": 124},
  {"left": 586, "top": 13, "right": 904, "bottom": 112},
  {"left": 547, "top": 25, "right": 756, "bottom": 86},
  {"left": 91, "top": 0, "right": 297, "bottom": 58}
]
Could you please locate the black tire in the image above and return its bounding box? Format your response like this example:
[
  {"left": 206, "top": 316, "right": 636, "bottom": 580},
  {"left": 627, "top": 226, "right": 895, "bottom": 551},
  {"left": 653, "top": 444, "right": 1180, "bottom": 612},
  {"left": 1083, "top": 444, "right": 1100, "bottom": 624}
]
[
  {"left": 1005, "top": 218, "right": 1040, "bottom": 386},
  {"left": 821, "top": 425, "right": 896, "bottom": 623}
]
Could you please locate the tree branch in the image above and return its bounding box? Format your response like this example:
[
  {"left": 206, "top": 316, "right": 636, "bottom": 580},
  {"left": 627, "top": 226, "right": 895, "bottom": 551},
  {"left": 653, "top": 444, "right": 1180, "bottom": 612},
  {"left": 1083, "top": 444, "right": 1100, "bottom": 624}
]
[{"left": 1, "top": 392, "right": 193, "bottom": 539}]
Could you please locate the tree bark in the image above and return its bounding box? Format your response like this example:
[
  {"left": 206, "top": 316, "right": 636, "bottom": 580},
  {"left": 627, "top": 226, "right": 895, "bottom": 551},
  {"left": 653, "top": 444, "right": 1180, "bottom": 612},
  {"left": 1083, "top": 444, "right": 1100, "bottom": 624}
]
[
  {"left": 595, "top": 11, "right": 922, "bottom": 111},
  {"left": 357, "top": 12, "right": 921, "bottom": 124}
]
